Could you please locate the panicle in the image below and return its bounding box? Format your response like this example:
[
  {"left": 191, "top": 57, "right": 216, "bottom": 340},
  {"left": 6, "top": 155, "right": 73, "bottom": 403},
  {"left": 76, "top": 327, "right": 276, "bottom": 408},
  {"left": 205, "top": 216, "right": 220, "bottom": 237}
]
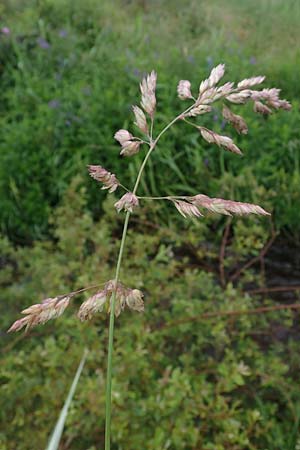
[
  {"left": 237, "top": 76, "right": 265, "bottom": 89},
  {"left": 222, "top": 105, "right": 248, "bottom": 135},
  {"left": 8, "top": 295, "right": 71, "bottom": 332},
  {"left": 132, "top": 106, "right": 149, "bottom": 135},
  {"left": 114, "top": 192, "right": 139, "bottom": 213},
  {"left": 140, "top": 70, "right": 157, "bottom": 117},
  {"left": 199, "top": 127, "right": 243, "bottom": 155},
  {"left": 114, "top": 129, "right": 141, "bottom": 157},
  {"left": 173, "top": 200, "right": 203, "bottom": 219},
  {"left": 87, "top": 165, "right": 120, "bottom": 193},
  {"left": 177, "top": 80, "right": 193, "bottom": 100},
  {"left": 191, "top": 194, "right": 270, "bottom": 216}
]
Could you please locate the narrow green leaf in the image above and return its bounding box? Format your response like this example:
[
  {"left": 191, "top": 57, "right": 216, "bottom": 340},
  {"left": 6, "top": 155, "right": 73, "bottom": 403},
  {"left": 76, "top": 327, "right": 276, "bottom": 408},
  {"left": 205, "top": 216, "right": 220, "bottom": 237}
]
[{"left": 45, "top": 349, "right": 88, "bottom": 450}]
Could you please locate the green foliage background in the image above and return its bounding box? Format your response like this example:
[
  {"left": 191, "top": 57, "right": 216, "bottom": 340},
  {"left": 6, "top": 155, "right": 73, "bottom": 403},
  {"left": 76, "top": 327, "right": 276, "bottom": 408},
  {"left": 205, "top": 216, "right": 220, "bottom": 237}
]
[{"left": 1, "top": 1, "right": 300, "bottom": 449}]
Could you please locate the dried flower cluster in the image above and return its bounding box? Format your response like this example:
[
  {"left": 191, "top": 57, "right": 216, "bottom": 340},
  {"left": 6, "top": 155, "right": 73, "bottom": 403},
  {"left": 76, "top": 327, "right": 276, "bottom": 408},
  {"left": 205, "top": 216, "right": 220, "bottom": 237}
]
[
  {"left": 88, "top": 165, "right": 119, "bottom": 193},
  {"left": 169, "top": 194, "right": 270, "bottom": 218},
  {"left": 8, "top": 295, "right": 71, "bottom": 332},
  {"left": 114, "top": 129, "right": 141, "bottom": 157},
  {"left": 114, "top": 192, "right": 139, "bottom": 213},
  {"left": 78, "top": 280, "right": 144, "bottom": 320}
]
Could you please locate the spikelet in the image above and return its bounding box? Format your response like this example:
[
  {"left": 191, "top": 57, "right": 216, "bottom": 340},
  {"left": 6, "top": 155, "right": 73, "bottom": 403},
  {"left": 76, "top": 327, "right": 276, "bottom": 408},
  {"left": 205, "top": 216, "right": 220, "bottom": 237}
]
[
  {"left": 199, "top": 127, "right": 243, "bottom": 155},
  {"left": 8, "top": 295, "right": 71, "bottom": 332},
  {"left": 237, "top": 76, "right": 265, "bottom": 89},
  {"left": 140, "top": 71, "right": 157, "bottom": 116},
  {"left": 222, "top": 105, "right": 248, "bottom": 135},
  {"left": 114, "top": 129, "right": 141, "bottom": 156},
  {"left": 199, "top": 64, "right": 225, "bottom": 96},
  {"left": 177, "top": 80, "right": 193, "bottom": 100},
  {"left": 226, "top": 90, "right": 252, "bottom": 104},
  {"left": 191, "top": 194, "right": 270, "bottom": 216},
  {"left": 78, "top": 292, "right": 107, "bottom": 321},
  {"left": 253, "top": 101, "right": 272, "bottom": 115},
  {"left": 114, "top": 192, "right": 139, "bottom": 213},
  {"left": 87, "top": 165, "right": 120, "bottom": 193},
  {"left": 132, "top": 106, "right": 149, "bottom": 134},
  {"left": 173, "top": 200, "right": 202, "bottom": 218},
  {"left": 186, "top": 105, "right": 212, "bottom": 117}
]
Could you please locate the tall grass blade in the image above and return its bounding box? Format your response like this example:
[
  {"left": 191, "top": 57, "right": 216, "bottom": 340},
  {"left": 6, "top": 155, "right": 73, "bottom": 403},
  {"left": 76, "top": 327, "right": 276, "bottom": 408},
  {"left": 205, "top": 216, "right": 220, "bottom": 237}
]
[{"left": 45, "top": 349, "right": 88, "bottom": 450}]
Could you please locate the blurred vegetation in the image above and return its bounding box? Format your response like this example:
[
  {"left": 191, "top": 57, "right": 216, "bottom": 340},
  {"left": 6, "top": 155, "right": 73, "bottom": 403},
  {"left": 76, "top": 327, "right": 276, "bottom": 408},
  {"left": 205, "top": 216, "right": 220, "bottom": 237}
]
[{"left": 1, "top": 0, "right": 300, "bottom": 449}]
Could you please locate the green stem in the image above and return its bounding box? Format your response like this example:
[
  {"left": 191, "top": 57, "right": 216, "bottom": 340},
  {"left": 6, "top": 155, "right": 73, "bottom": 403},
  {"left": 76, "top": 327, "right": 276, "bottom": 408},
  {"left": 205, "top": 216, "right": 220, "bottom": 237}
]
[
  {"left": 105, "top": 211, "right": 130, "bottom": 450},
  {"left": 104, "top": 101, "right": 195, "bottom": 450}
]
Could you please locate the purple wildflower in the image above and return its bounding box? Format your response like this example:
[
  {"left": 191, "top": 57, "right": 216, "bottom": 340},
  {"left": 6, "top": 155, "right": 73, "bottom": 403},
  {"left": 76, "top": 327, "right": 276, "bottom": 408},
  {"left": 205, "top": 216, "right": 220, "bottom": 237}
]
[
  {"left": 1, "top": 27, "right": 10, "bottom": 35},
  {"left": 48, "top": 99, "right": 61, "bottom": 109},
  {"left": 58, "top": 29, "right": 68, "bottom": 38},
  {"left": 37, "top": 37, "right": 50, "bottom": 49}
]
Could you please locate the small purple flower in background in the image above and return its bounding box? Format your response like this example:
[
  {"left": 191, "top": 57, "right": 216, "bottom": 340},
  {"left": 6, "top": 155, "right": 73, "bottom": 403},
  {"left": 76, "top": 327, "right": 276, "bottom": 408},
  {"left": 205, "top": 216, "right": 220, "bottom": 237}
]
[
  {"left": 37, "top": 37, "right": 50, "bottom": 49},
  {"left": 187, "top": 55, "right": 195, "bottom": 65},
  {"left": 48, "top": 99, "right": 61, "bottom": 109},
  {"left": 206, "top": 56, "right": 214, "bottom": 68},
  {"left": 58, "top": 29, "right": 68, "bottom": 38},
  {"left": 204, "top": 158, "right": 210, "bottom": 167},
  {"left": 250, "top": 56, "right": 256, "bottom": 65},
  {"left": 133, "top": 68, "right": 141, "bottom": 78},
  {"left": 1, "top": 27, "right": 10, "bottom": 35},
  {"left": 65, "top": 119, "right": 72, "bottom": 127},
  {"left": 220, "top": 119, "right": 226, "bottom": 130}
]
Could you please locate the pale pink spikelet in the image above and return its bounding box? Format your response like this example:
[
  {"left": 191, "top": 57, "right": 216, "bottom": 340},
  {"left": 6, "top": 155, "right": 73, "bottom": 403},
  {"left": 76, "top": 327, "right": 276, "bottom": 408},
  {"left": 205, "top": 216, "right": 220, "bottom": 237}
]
[
  {"left": 120, "top": 140, "right": 141, "bottom": 157},
  {"left": 114, "top": 129, "right": 141, "bottom": 157},
  {"left": 177, "top": 80, "right": 193, "bottom": 100},
  {"left": 7, "top": 317, "right": 30, "bottom": 333},
  {"left": 125, "top": 289, "right": 144, "bottom": 312},
  {"left": 222, "top": 105, "right": 248, "bottom": 135},
  {"left": 237, "top": 76, "right": 265, "bottom": 89},
  {"left": 132, "top": 106, "right": 149, "bottom": 134},
  {"left": 191, "top": 194, "right": 270, "bottom": 216},
  {"left": 199, "top": 127, "right": 243, "bottom": 155},
  {"left": 87, "top": 165, "right": 120, "bottom": 192},
  {"left": 199, "top": 64, "right": 225, "bottom": 96},
  {"left": 173, "top": 200, "right": 202, "bottom": 219},
  {"left": 140, "top": 70, "right": 157, "bottom": 117},
  {"left": 253, "top": 101, "right": 273, "bottom": 115},
  {"left": 226, "top": 90, "right": 252, "bottom": 104},
  {"left": 114, "top": 192, "right": 139, "bottom": 213},
  {"left": 78, "top": 291, "right": 107, "bottom": 321},
  {"left": 197, "top": 87, "right": 219, "bottom": 105},
  {"left": 114, "top": 129, "right": 133, "bottom": 144},
  {"left": 186, "top": 105, "right": 212, "bottom": 117},
  {"left": 8, "top": 295, "right": 71, "bottom": 332},
  {"left": 216, "top": 82, "right": 235, "bottom": 97}
]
